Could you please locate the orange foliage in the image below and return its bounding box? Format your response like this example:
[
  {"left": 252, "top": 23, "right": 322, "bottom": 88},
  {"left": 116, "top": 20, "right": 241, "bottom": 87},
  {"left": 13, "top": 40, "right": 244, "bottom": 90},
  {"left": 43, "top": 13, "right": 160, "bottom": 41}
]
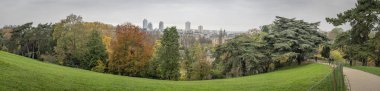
[{"left": 108, "top": 23, "right": 153, "bottom": 76}]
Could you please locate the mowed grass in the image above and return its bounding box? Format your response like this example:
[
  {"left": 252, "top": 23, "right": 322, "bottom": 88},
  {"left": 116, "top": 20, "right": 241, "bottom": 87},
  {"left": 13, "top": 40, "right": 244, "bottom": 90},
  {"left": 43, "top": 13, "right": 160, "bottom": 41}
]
[
  {"left": 351, "top": 66, "right": 380, "bottom": 76},
  {"left": 0, "top": 51, "right": 331, "bottom": 91}
]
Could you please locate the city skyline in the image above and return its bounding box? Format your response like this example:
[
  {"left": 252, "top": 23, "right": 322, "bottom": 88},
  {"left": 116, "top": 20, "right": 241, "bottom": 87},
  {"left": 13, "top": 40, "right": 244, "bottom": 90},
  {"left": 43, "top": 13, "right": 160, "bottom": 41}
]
[
  {"left": 0, "top": 0, "right": 356, "bottom": 31},
  {"left": 143, "top": 19, "right": 215, "bottom": 31}
]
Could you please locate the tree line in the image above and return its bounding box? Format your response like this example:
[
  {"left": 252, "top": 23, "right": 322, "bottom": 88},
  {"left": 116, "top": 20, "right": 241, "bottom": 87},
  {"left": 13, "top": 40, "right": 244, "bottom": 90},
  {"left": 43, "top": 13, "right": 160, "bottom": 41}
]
[
  {"left": 0, "top": 14, "right": 331, "bottom": 80},
  {"left": 0, "top": 14, "right": 182, "bottom": 80},
  {"left": 10, "top": 10, "right": 378, "bottom": 80}
]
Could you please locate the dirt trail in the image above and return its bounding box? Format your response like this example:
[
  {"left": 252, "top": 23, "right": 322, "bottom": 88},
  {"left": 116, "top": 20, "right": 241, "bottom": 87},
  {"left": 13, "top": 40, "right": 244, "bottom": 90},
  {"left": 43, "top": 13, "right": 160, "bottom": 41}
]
[{"left": 343, "top": 67, "right": 380, "bottom": 91}]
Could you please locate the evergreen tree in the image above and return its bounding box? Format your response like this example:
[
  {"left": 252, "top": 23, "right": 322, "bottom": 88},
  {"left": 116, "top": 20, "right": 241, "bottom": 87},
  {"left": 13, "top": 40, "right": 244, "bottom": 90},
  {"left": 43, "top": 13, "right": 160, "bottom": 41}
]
[
  {"left": 326, "top": 0, "right": 380, "bottom": 66},
  {"left": 321, "top": 45, "right": 331, "bottom": 59},
  {"left": 264, "top": 16, "right": 328, "bottom": 65},
  {"left": 158, "top": 27, "right": 180, "bottom": 80},
  {"left": 83, "top": 30, "right": 108, "bottom": 70},
  {"left": 213, "top": 33, "right": 271, "bottom": 77}
]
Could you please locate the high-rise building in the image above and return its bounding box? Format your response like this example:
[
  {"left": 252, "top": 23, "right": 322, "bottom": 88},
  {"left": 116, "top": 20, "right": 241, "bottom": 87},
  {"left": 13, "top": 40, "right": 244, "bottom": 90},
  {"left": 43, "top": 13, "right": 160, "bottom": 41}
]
[
  {"left": 198, "top": 25, "right": 203, "bottom": 31},
  {"left": 185, "top": 21, "right": 191, "bottom": 31},
  {"left": 159, "top": 21, "right": 164, "bottom": 30},
  {"left": 143, "top": 19, "right": 148, "bottom": 29},
  {"left": 148, "top": 22, "right": 153, "bottom": 30}
]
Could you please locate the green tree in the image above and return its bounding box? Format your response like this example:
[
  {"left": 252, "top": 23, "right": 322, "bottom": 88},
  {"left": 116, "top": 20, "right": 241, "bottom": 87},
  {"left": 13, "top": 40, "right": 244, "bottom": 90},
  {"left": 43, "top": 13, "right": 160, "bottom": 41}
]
[
  {"left": 0, "top": 30, "right": 3, "bottom": 49},
  {"left": 54, "top": 14, "right": 113, "bottom": 68},
  {"left": 145, "top": 40, "right": 162, "bottom": 78},
  {"left": 158, "top": 27, "right": 180, "bottom": 80},
  {"left": 82, "top": 30, "right": 108, "bottom": 70},
  {"left": 369, "top": 32, "right": 380, "bottom": 66},
  {"left": 184, "top": 41, "right": 211, "bottom": 80},
  {"left": 321, "top": 45, "right": 331, "bottom": 59},
  {"left": 35, "top": 24, "right": 55, "bottom": 57},
  {"left": 213, "top": 32, "right": 271, "bottom": 78},
  {"left": 326, "top": 0, "right": 380, "bottom": 44},
  {"left": 53, "top": 14, "right": 86, "bottom": 67},
  {"left": 326, "top": 0, "right": 380, "bottom": 66},
  {"left": 264, "top": 16, "right": 328, "bottom": 65},
  {"left": 7, "top": 23, "right": 33, "bottom": 55},
  {"left": 260, "top": 24, "right": 274, "bottom": 33},
  {"left": 25, "top": 23, "right": 55, "bottom": 60},
  {"left": 0, "top": 23, "right": 55, "bottom": 61}
]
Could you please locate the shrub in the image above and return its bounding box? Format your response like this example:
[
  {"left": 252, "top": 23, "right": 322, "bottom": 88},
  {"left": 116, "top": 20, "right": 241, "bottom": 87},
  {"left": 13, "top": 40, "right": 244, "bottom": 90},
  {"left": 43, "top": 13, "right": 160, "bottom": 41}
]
[
  {"left": 91, "top": 60, "right": 106, "bottom": 73},
  {"left": 330, "top": 50, "right": 345, "bottom": 63}
]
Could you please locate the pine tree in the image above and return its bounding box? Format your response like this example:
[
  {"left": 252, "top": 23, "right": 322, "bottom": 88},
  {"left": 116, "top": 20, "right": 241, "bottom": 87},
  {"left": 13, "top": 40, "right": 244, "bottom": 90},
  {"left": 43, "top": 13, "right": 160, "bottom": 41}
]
[
  {"left": 158, "top": 27, "right": 180, "bottom": 80},
  {"left": 82, "top": 30, "right": 107, "bottom": 70}
]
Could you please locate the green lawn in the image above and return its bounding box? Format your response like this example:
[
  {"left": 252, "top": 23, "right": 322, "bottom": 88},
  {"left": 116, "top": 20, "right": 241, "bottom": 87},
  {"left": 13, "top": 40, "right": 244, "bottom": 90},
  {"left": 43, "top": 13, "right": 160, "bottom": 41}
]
[
  {"left": 0, "top": 51, "right": 331, "bottom": 91},
  {"left": 351, "top": 66, "right": 380, "bottom": 76}
]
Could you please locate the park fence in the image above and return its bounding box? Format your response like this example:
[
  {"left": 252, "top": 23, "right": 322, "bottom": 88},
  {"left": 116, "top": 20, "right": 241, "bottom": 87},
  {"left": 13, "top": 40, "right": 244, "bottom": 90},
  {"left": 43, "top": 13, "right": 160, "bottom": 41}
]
[{"left": 308, "top": 62, "right": 346, "bottom": 91}]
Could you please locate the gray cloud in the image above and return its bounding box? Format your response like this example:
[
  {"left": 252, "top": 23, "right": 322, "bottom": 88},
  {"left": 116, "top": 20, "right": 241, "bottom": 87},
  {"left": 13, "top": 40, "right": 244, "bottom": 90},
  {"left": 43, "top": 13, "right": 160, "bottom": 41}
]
[{"left": 0, "top": 0, "right": 356, "bottom": 31}]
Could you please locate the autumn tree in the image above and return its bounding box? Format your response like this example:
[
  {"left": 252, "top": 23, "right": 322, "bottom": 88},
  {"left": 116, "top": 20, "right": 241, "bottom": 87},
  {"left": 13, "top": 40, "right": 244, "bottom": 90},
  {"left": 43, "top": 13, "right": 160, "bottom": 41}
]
[
  {"left": 108, "top": 23, "right": 153, "bottom": 76},
  {"left": 0, "top": 26, "right": 13, "bottom": 51},
  {"left": 186, "top": 41, "right": 211, "bottom": 80},
  {"left": 158, "top": 27, "right": 180, "bottom": 80}
]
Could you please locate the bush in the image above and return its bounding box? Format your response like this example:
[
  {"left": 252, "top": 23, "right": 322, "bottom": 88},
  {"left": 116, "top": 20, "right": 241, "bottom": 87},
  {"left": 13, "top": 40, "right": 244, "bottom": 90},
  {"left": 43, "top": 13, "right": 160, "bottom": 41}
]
[
  {"left": 40, "top": 54, "right": 57, "bottom": 63},
  {"left": 91, "top": 60, "right": 106, "bottom": 73},
  {"left": 330, "top": 50, "right": 345, "bottom": 63},
  {"left": 211, "top": 64, "right": 224, "bottom": 79}
]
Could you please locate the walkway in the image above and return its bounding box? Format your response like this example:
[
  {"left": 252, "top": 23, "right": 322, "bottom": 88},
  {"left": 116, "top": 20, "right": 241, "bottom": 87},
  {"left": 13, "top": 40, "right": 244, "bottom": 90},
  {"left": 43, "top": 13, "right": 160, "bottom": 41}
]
[{"left": 343, "top": 67, "right": 380, "bottom": 91}]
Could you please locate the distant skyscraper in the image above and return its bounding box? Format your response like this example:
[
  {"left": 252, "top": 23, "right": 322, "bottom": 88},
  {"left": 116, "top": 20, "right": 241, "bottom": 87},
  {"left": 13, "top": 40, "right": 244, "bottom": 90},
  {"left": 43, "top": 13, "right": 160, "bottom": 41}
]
[
  {"left": 148, "top": 22, "right": 153, "bottom": 30},
  {"left": 198, "top": 25, "right": 203, "bottom": 31},
  {"left": 185, "top": 21, "right": 191, "bottom": 31},
  {"left": 159, "top": 21, "right": 164, "bottom": 30},
  {"left": 143, "top": 19, "right": 148, "bottom": 29}
]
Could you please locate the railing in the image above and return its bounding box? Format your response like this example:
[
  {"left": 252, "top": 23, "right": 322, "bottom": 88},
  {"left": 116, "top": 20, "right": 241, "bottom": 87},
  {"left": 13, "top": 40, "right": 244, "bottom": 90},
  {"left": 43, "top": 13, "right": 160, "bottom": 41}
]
[{"left": 308, "top": 62, "right": 346, "bottom": 91}]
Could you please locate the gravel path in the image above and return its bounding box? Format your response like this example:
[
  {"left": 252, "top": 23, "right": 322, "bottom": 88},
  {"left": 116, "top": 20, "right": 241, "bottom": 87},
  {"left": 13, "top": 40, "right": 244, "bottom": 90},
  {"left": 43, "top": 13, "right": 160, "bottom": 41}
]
[{"left": 343, "top": 67, "right": 380, "bottom": 91}]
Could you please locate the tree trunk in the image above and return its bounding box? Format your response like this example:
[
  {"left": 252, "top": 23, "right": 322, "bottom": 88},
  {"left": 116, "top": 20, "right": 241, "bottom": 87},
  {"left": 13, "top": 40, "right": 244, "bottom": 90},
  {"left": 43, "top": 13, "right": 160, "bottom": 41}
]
[
  {"left": 362, "top": 58, "right": 367, "bottom": 66},
  {"left": 297, "top": 60, "right": 301, "bottom": 65},
  {"left": 375, "top": 59, "right": 380, "bottom": 67},
  {"left": 349, "top": 60, "right": 353, "bottom": 66},
  {"left": 296, "top": 55, "right": 303, "bottom": 65},
  {"left": 361, "top": 59, "right": 364, "bottom": 66}
]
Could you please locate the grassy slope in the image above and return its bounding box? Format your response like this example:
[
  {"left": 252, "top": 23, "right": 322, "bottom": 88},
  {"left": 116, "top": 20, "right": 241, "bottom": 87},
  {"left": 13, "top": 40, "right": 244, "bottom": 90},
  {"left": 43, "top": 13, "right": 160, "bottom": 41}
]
[
  {"left": 0, "top": 51, "right": 331, "bottom": 91},
  {"left": 351, "top": 66, "right": 380, "bottom": 76}
]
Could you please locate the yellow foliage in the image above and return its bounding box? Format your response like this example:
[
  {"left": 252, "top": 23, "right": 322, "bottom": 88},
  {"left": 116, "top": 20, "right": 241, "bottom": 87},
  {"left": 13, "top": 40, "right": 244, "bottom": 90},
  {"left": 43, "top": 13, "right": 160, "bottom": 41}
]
[
  {"left": 330, "top": 50, "right": 345, "bottom": 63},
  {"left": 102, "top": 36, "right": 112, "bottom": 54},
  {"left": 91, "top": 60, "right": 106, "bottom": 73}
]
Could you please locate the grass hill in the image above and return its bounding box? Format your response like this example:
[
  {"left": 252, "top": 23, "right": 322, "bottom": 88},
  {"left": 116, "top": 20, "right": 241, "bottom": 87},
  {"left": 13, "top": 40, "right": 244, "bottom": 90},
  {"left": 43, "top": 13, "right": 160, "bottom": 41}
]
[{"left": 0, "top": 51, "right": 331, "bottom": 91}]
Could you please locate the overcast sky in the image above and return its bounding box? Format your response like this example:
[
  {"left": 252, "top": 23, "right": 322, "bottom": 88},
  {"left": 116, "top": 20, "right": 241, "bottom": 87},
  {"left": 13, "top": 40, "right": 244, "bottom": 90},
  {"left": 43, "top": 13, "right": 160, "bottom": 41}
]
[{"left": 0, "top": 0, "right": 356, "bottom": 32}]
